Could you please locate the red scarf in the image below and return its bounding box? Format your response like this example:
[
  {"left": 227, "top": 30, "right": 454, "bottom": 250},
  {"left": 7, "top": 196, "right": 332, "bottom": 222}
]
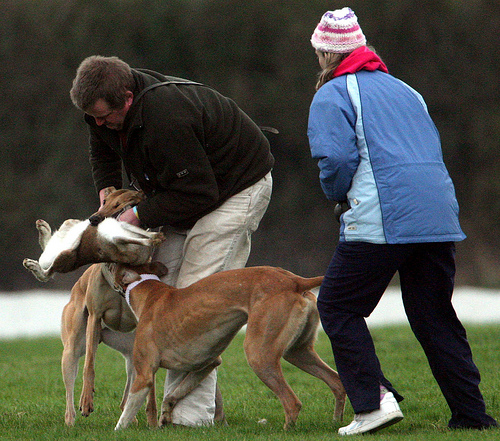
[{"left": 333, "top": 46, "right": 389, "bottom": 78}]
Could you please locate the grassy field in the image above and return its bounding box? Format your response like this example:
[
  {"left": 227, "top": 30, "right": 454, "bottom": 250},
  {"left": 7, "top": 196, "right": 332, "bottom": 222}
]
[{"left": 0, "top": 325, "right": 499, "bottom": 441}]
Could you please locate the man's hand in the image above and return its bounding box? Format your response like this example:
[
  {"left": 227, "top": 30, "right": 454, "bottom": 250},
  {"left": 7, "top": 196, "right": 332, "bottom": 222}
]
[{"left": 117, "top": 208, "right": 141, "bottom": 226}]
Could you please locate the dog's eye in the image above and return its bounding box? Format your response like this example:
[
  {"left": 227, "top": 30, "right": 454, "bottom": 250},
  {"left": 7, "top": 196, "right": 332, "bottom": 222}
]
[{"left": 102, "top": 199, "right": 107, "bottom": 205}]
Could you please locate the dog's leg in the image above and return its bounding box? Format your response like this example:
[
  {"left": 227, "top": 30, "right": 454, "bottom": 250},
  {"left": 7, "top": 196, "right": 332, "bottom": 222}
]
[
  {"left": 120, "top": 348, "right": 137, "bottom": 415},
  {"left": 282, "top": 299, "right": 346, "bottom": 421},
  {"left": 159, "top": 360, "right": 221, "bottom": 427},
  {"left": 36, "top": 219, "right": 52, "bottom": 250},
  {"left": 101, "top": 330, "right": 137, "bottom": 411},
  {"left": 61, "top": 294, "right": 87, "bottom": 426},
  {"left": 244, "top": 299, "right": 309, "bottom": 430},
  {"left": 115, "top": 366, "right": 156, "bottom": 430},
  {"left": 62, "top": 344, "right": 79, "bottom": 426},
  {"left": 214, "top": 382, "right": 227, "bottom": 425},
  {"left": 284, "top": 348, "right": 346, "bottom": 421},
  {"left": 79, "top": 312, "right": 102, "bottom": 418},
  {"left": 244, "top": 344, "right": 302, "bottom": 430},
  {"left": 115, "top": 387, "right": 152, "bottom": 430},
  {"left": 101, "top": 329, "right": 158, "bottom": 427},
  {"left": 118, "top": 355, "right": 157, "bottom": 428},
  {"left": 145, "top": 375, "right": 157, "bottom": 428}
]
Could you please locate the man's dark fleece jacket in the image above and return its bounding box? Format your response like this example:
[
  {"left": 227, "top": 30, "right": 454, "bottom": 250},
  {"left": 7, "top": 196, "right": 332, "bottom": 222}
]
[{"left": 86, "top": 69, "right": 274, "bottom": 229}]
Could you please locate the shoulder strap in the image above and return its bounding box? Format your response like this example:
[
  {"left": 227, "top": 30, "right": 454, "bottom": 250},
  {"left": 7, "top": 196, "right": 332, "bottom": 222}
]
[
  {"left": 132, "top": 79, "right": 207, "bottom": 105},
  {"left": 132, "top": 74, "right": 279, "bottom": 135}
]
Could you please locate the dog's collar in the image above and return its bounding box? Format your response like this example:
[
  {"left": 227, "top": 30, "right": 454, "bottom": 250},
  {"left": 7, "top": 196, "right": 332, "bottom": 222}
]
[
  {"left": 125, "top": 274, "right": 160, "bottom": 307},
  {"left": 113, "top": 204, "right": 134, "bottom": 220}
]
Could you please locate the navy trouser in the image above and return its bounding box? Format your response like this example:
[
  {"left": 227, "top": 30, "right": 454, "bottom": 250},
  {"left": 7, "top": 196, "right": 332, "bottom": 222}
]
[{"left": 317, "top": 241, "right": 497, "bottom": 429}]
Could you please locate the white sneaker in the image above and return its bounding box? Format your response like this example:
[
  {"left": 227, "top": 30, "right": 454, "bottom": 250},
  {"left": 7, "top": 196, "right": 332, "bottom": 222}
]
[{"left": 338, "top": 392, "right": 404, "bottom": 436}]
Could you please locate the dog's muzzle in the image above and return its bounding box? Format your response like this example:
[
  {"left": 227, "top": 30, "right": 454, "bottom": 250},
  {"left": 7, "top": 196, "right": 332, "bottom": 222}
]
[
  {"left": 89, "top": 204, "right": 135, "bottom": 227},
  {"left": 89, "top": 214, "right": 103, "bottom": 227}
]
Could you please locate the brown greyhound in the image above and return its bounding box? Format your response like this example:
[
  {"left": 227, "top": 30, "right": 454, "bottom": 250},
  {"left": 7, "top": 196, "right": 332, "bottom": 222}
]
[
  {"left": 60, "top": 262, "right": 159, "bottom": 426},
  {"left": 112, "top": 261, "right": 346, "bottom": 431},
  {"left": 55, "top": 187, "right": 225, "bottom": 426}
]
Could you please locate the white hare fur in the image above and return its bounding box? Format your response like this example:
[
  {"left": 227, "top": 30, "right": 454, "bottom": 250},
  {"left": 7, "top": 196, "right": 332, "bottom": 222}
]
[{"left": 23, "top": 217, "right": 164, "bottom": 282}]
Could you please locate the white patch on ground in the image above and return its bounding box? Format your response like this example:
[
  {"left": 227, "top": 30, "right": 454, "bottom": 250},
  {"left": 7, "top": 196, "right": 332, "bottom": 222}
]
[{"left": 1, "top": 286, "right": 500, "bottom": 339}]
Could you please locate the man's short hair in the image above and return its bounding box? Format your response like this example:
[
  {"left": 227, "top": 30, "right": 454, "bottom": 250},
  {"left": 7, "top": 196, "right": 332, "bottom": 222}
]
[{"left": 70, "top": 55, "right": 135, "bottom": 112}]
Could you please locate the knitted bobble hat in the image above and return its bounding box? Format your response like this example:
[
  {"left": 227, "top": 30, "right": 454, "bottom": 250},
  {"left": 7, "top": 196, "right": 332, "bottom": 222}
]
[{"left": 311, "top": 7, "right": 366, "bottom": 53}]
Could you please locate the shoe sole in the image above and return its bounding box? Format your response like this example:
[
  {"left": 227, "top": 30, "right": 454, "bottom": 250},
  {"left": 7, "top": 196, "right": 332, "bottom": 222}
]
[
  {"left": 367, "top": 413, "right": 404, "bottom": 434},
  {"left": 339, "top": 412, "right": 404, "bottom": 436}
]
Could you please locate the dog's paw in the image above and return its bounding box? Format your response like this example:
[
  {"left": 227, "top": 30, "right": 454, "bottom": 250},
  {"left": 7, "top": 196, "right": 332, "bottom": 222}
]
[
  {"left": 158, "top": 400, "right": 176, "bottom": 427},
  {"left": 65, "top": 409, "right": 76, "bottom": 427},
  {"left": 158, "top": 413, "right": 173, "bottom": 427},
  {"left": 79, "top": 396, "right": 94, "bottom": 418}
]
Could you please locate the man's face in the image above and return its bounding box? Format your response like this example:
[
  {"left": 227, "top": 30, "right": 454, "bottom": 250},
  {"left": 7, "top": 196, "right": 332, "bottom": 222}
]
[{"left": 86, "top": 92, "right": 133, "bottom": 131}]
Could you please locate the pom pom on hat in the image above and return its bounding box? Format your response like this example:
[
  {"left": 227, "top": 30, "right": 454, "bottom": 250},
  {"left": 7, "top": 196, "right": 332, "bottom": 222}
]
[{"left": 311, "top": 7, "right": 366, "bottom": 53}]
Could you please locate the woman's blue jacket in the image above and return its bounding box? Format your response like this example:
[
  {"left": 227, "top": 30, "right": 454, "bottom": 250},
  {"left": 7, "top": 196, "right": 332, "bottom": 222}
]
[{"left": 308, "top": 70, "right": 465, "bottom": 244}]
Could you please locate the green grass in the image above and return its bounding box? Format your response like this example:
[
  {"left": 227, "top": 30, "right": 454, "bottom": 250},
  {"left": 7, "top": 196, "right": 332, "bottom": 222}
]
[{"left": 0, "top": 326, "right": 499, "bottom": 440}]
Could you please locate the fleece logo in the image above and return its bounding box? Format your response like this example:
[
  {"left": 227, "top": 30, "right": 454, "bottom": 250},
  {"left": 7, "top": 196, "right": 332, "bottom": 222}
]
[{"left": 176, "top": 169, "right": 189, "bottom": 178}]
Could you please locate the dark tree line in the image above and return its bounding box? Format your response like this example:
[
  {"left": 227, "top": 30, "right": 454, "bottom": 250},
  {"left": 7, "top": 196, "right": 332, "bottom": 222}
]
[{"left": 2, "top": 0, "right": 500, "bottom": 291}]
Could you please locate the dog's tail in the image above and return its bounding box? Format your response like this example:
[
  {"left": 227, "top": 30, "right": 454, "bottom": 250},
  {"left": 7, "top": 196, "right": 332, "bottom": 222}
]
[
  {"left": 272, "top": 267, "right": 324, "bottom": 292},
  {"left": 296, "top": 276, "right": 324, "bottom": 292}
]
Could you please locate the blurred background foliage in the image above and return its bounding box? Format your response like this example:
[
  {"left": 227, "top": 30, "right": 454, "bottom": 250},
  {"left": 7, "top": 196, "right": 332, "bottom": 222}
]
[{"left": 2, "top": 0, "right": 500, "bottom": 291}]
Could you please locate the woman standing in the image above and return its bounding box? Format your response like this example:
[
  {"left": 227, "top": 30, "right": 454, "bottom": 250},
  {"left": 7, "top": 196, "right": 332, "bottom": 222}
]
[{"left": 308, "top": 7, "right": 497, "bottom": 436}]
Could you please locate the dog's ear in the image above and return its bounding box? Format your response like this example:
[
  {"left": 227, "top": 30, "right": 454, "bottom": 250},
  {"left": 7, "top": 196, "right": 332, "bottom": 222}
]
[
  {"left": 121, "top": 268, "right": 141, "bottom": 285},
  {"left": 103, "top": 186, "right": 117, "bottom": 197},
  {"left": 148, "top": 261, "right": 169, "bottom": 278}
]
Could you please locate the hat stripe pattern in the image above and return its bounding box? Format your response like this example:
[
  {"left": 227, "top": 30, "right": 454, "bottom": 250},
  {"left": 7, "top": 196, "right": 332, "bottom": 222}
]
[{"left": 311, "top": 7, "right": 366, "bottom": 54}]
